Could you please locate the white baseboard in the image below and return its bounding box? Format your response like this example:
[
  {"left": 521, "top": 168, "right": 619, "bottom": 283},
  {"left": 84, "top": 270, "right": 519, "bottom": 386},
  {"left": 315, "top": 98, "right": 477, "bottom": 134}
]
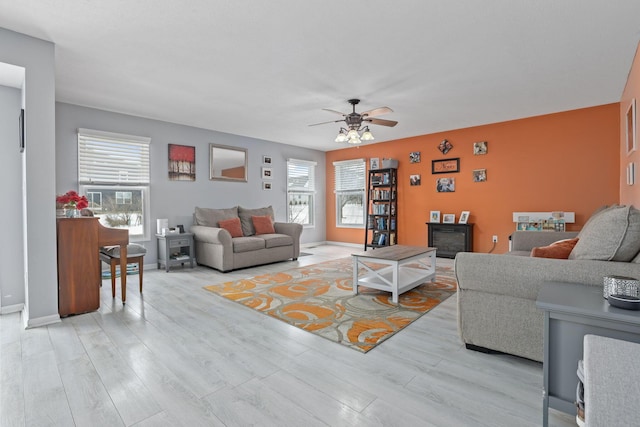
[
  {"left": 25, "top": 313, "right": 61, "bottom": 329},
  {"left": 0, "top": 303, "right": 24, "bottom": 315},
  {"left": 324, "top": 241, "right": 362, "bottom": 248},
  {"left": 300, "top": 241, "right": 326, "bottom": 248}
]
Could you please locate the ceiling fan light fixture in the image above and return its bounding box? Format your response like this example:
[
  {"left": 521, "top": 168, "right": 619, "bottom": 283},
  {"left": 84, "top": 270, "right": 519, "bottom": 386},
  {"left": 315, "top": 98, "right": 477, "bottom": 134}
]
[
  {"left": 346, "top": 129, "right": 359, "bottom": 139},
  {"left": 335, "top": 129, "right": 348, "bottom": 143},
  {"left": 360, "top": 127, "right": 374, "bottom": 141},
  {"left": 348, "top": 135, "right": 362, "bottom": 144}
]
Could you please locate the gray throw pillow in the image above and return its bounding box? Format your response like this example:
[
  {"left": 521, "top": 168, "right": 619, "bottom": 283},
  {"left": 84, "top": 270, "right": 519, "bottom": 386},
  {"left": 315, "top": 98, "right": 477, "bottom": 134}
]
[
  {"left": 194, "top": 206, "right": 238, "bottom": 227},
  {"left": 238, "top": 206, "right": 274, "bottom": 236},
  {"left": 570, "top": 205, "right": 640, "bottom": 262}
]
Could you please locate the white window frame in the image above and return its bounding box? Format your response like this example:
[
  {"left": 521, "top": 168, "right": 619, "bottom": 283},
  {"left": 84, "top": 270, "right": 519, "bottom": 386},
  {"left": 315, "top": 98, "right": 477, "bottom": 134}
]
[
  {"left": 78, "top": 128, "right": 151, "bottom": 241},
  {"left": 287, "top": 158, "right": 317, "bottom": 227},
  {"left": 334, "top": 159, "right": 366, "bottom": 228}
]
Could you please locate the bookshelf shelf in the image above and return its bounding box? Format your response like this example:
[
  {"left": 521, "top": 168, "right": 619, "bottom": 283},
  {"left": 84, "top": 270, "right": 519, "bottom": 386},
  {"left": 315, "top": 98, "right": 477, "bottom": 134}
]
[{"left": 364, "top": 168, "right": 398, "bottom": 250}]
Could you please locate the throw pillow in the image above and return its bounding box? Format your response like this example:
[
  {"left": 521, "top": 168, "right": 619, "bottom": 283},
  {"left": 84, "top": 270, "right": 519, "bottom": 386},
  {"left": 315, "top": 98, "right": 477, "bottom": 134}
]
[
  {"left": 531, "top": 238, "right": 579, "bottom": 259},
  {"left": 238, "top": 206, "right": 274, "bottom": 236},
  {"left": 194, "top": 206, "right": 238, "bottom": 227},
  {"left": 252, "top": 215, "right": 275, "bottom": 235},
  {"left": 569, "top": 205, "right": 640, "bottom": 262},
  {"left": 218, "top": 217, "right": 244, "bottom": 238}
]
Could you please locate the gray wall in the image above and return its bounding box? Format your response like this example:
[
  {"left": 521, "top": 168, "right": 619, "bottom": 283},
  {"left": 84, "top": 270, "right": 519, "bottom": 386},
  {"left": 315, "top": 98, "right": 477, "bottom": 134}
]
[
  {"left": 0, "top": 27, "right": 58, "bottom": 325},
  {"left": 56, "top": 102, "right": 327, "bottom": 265},
  {"left": 0, "top": 85, "right": 25, "bottom": 309}
]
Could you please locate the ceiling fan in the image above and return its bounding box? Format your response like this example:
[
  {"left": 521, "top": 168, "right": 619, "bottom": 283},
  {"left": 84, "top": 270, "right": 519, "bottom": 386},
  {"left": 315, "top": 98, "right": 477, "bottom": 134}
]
[{"left": 309, "top": 99, "right": 398, "bottom": 144}]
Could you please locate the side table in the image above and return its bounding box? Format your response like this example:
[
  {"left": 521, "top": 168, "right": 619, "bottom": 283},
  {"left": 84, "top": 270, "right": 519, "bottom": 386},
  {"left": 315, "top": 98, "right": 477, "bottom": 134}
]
[
  {"left": 156, "top": 232, "right": 195, "bottom": 272},
  {"left": 536, "top": 281, "right": 640, "bottom": 427}
]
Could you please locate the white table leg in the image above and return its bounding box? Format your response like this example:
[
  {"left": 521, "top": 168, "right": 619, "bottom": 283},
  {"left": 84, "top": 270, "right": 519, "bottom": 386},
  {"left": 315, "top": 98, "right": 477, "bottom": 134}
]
[
  {"left": 353, "top": 256, "right": 359, "bottom": 295},
  {"left": 392, "top": 261, "right": 399, "bottom": 303}
]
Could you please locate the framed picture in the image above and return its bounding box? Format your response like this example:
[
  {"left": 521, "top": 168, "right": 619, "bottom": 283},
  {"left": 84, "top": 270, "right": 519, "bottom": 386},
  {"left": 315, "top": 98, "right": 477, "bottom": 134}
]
[
  {"left": 261, "top": 167, "right": 272, "bottom": 179},
  {"left": 263, "top": 155, "right": 272, "bottom": 165},
  {"left": 459, "top": 211, "right": 470, "bottom": 224},
  {"left": 443, "top": 214, "right": 455, "bottom": 224},
  {"left": 626, "top": 99, "right": 636, "bottom": 155},
  {"left": 168, "top": 144, "right": 196, "bottom": 181},
  {"left": 627, "top": 162, "right": 636, "bottom": 186},
  {"left": 19, "top": 109, "right": 24, "bottom": 153},
  {"left": 430, "top": 210, "right": 441, "bottom": 223},
  {"left": 436, "top": 177, "right": 455, "bottom": 192},
  {"left": 409, "top": 151, "right": 421, "bottom": 163},
  {"left": 473, "top": 169, "right": 487, "bottom": 182},
  {"left": 432, "top": 158, "right": 460, "bottom": 174},
  {"left": 438, "top": 139, "right": 453, "bottom": 154},
  {"left": 473, "top": 141, "right": 488, "bottom": 155},
  {"left": 262, "top": 181, "right": 272, "bottom": 190},
  {"left": 370, "top": 157, "right": 380, "bottom": 170},
  {"left": 410, "top": 174, "right": 421, "bottom": 186}
]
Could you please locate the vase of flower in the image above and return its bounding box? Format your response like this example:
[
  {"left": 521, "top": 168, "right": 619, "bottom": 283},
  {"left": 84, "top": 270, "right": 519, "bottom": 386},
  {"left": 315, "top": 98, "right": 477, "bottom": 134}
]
[{"left": 56, "top": 190, "right": 89, "bottom": 219}]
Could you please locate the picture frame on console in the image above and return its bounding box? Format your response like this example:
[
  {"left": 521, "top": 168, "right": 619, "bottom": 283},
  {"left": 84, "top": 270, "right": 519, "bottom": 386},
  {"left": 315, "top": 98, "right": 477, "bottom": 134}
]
[
  {"left": 430, "top": 210, "right": 441, "bottom": 223},
  {"left": 459, "top": 211, "right": 470, "bottom": 224},
  {"left": 443, "top": 214, "right": 455, "bottom": 224}
]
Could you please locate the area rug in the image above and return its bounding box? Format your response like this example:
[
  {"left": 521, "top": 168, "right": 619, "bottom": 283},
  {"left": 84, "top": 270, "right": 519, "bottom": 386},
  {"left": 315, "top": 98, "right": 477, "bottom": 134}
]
[{"left": 204, "top": 257, "right": 457, "bottom": 352}]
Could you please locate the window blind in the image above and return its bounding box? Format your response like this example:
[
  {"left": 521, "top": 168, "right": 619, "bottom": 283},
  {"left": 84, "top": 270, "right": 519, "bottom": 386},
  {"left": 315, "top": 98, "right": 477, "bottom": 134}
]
[
  {"left": 287, "top": 159, "right": 316, "bottom": 192},
  {"left": 78, "top": 128, "right": 151, "bottom": 185},
  {"left": 333, "top": 159, "right": 365, "bottom": 192}
]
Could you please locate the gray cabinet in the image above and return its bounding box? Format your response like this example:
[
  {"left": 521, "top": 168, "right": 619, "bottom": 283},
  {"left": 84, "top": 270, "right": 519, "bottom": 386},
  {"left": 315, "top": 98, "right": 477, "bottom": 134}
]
[
  {"left": 536, "top": 281, "right": 640, "bottom": 426},
  {"left": 156, "top": 233, "right": 195, "bottom": 272}
]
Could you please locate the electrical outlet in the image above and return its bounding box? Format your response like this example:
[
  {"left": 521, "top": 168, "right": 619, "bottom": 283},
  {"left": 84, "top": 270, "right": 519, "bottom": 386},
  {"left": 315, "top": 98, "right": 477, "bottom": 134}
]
[{"left": 492, "top": 235, "right": 498, "bottom": 243}]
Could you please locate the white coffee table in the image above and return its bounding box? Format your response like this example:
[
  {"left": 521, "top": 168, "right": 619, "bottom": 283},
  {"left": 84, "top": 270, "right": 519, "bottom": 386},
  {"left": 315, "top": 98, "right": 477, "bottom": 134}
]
[{"left": 352, "top": 245, "right": 437, "bottom": 303}]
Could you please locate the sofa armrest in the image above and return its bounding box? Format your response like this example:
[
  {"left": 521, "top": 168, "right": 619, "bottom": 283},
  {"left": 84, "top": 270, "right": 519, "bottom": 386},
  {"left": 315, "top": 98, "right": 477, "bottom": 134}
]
[
  {"left": 584, "top": 335, "right": 640, "bottom": 427},
  {"left": 454, "top": 252, "right": 638, "bottom": 300},
  {"left": 510, "top": 231, "right": 579, "bottom": 252},
  {"left": 190, "top": 225, "right": 232, "bottom": 247},
  {"left": 274, "top": 222, "right": 303, "bottom": 258}
]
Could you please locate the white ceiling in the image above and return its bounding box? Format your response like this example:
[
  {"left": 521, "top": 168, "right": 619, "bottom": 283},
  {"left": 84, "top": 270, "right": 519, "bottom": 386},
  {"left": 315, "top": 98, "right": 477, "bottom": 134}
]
[{"left": 1, "top": 1, "right": 640, "bottom": 151}]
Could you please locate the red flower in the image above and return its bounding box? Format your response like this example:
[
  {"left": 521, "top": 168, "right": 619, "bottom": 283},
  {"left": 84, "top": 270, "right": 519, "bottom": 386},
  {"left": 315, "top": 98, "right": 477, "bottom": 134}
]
[{"left": 56, "top": 190, "right": 89, "bottom": 210}]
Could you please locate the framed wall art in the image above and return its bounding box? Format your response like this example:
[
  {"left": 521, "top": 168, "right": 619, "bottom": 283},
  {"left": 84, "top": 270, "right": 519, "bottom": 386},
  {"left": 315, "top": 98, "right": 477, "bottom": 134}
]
[
  {"left": 432, "top": 158, "right": 460, "bottom": 174},
  {"left": 438, "top": 139, "right": 453, "bottom": 154},
  {"left": 263, "top": 181, "right": 272, "bottom": 190},
  {"left": 473, "top": 141, "right": 487, "bottom": 155},
  {"left": 409, "top": 151, "right": 421, "bottom": 163},
  {"left": 410, "top": 174, "right": 421, "bottom": 186},
  {"left": 261, "top": 167, "right": 272, "bottom": 179},
  {"left": 168, "top": 144, "right": 196, "bottom": 181},
  {"left": 436, "top": 177, "right": 455, "bottom": 192},
  {"left": 370, "top": 157, "right": 380, "bottom": 170},
  {"left": 627, "top": 98, "right": 636, "bottom": 155},
  {"left": 473, "top": 169, "right": 487, "bottom": 182},
  {"left": 263, "top": 155, "right": 272, "bottom": 165}
]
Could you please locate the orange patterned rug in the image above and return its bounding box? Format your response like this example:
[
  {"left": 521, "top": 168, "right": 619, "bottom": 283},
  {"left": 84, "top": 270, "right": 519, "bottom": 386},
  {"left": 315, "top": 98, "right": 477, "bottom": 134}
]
[{"left": 203, "top": 257, "right": 457, "bottom": 353}]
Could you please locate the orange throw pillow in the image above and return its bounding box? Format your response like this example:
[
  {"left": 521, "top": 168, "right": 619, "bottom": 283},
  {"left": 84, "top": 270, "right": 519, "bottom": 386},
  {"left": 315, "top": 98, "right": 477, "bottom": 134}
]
[
  {"left": 530, "top": 238, "right": 579, "bottom": 259},
  {"left": 218, "top": 217, "right": 244, "bottom": 238},
  {"left": 252, "top": 215, "right": 275, "bottom": 235}
]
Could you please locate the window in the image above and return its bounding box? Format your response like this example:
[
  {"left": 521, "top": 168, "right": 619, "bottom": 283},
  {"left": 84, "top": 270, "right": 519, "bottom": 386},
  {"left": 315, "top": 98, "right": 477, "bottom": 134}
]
[
  {"left": 287, "top": 159, "right": 316, "bottom": 226},
  {"left": 334, "top": 159, "right": 366, "bottom": 227},
  {"left": 78, "top": 128, "right": 151, "bottom": 240}
]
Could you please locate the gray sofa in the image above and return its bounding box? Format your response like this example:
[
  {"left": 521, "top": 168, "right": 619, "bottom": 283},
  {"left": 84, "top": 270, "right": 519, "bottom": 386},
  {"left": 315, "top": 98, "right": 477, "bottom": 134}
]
[
  {"left": 455, "top": 205, "right": 640, "bottom": 362},
  {"left": 190, "top": 206, "right": 302, "bottom": 272}
]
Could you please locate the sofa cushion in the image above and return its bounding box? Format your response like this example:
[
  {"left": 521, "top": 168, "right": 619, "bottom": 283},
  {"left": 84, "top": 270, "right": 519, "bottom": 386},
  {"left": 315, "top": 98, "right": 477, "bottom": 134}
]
[
  {"left": 530, "top": 238, "right": 579, "bottom": 259},
  {"left": 570, "top": 205, "right": 640, "bottom": 262},
  {"left": 262, "top": 234, "right": 294, "bottom": 249},
  {"left": 232, "top": 236, "right": 266, "bottom": 253},
  {"left": 218, "top": 217, "right": 244, "bottom": 238},
  {"left": 194, "top": 206, "right": 238, "bottom": 227},
  {"left": 238, "top": 206, "right": 274, "bottom": 236},
  {"left": 252, "top": 215, "right": 275, "bottom": 235}
]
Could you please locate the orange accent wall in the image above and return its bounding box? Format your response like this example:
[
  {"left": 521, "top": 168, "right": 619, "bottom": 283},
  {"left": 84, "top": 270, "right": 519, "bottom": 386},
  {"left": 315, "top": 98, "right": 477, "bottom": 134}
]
[
  {"left": 325, "top": 104, "right": 620, "bottom": 253},
  {"left": 620, "top": 42, "right": 640, "bottom": 206}
]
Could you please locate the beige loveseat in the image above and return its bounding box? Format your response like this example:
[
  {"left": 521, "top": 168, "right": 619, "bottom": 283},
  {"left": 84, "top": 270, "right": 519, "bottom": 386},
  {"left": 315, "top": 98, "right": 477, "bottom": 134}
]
[
  {"left": 455, "top": 205, "right": 640, "bottom": 362},
  {"left": 190, "top": 206, "right": 302, "bottom": 272}
]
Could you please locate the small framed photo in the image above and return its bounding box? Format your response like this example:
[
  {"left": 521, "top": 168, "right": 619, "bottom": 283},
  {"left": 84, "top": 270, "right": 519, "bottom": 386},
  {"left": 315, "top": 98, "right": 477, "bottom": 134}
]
[
  {"left": 261, "top": 167, "right": 272, "bottom": 179},
  {"left": 443, "top": 214, "right": 455, "bottom": 224},
  {"left": 473, "top": 169, "right": 487, "bottom": 182},
  {"left": 409, "top": 151, "right": 421, "bottom": 163},
  {"left": 410, "top": 174, "right": 421, "bottom": 186},
  {"left": 432, "top": 158, "right": 460, "bottom": 174},
  {"left": 626, "top": 99, "right": 636, "bottom": 155},
  {"left": 627, "top": 162, "right": 636, "bottom": 186},
  {"left": 370, "top": 157, "right": 380, "bottom": 170},
  {"left": 459, "top": 211, "right": 470, "bottom": 224},
  {"left": 430, "top": 211, "right": 441, "bottom": 223},
  {"left": 263, "top": 155, "right": 272, "bottom": 165},
  {"left": 473, "top": 141, "right": 487, "bottom": 155},
  {"left": 262, "top": 181, "right": 272, "bottom": 190},
  {"left": 438, "top": 139, "right": 453, "bottom": 154},
  {"left": 436, "top": 177, "right": 455, "bottom": 192}
]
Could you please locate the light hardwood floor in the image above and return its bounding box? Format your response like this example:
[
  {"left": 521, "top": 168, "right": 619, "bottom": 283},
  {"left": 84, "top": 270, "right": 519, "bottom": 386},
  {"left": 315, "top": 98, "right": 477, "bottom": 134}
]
[{"left": 1, "top": 245, "right": 575, "bottom": 427}]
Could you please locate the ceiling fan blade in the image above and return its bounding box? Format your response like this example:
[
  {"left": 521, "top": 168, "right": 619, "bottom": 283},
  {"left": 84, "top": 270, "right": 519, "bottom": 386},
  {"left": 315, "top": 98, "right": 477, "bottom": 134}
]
[
  {"left": 367, "top": 118, "right": 398, "bottom": 127},
  {"left": 361, "top": 106, "right": 393, "bottom": 118},
  {"left": 322, "top": 108, "right": 347, "bottom": 116},
  {"left": 308, "top": 119, "right": 343, "bottom": 127}
]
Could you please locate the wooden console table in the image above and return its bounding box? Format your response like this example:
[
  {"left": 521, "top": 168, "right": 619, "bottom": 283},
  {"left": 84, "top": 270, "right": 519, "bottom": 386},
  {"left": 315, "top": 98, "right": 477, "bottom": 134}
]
[{"left": 57, "top": 218, "right": 128, "bottom": 316}]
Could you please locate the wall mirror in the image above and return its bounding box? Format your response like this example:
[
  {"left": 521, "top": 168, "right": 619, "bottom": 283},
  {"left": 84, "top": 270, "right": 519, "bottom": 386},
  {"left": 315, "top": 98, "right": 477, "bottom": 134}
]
[{"left": 209, "top": 143, "right": 248, "bottom": 182}]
